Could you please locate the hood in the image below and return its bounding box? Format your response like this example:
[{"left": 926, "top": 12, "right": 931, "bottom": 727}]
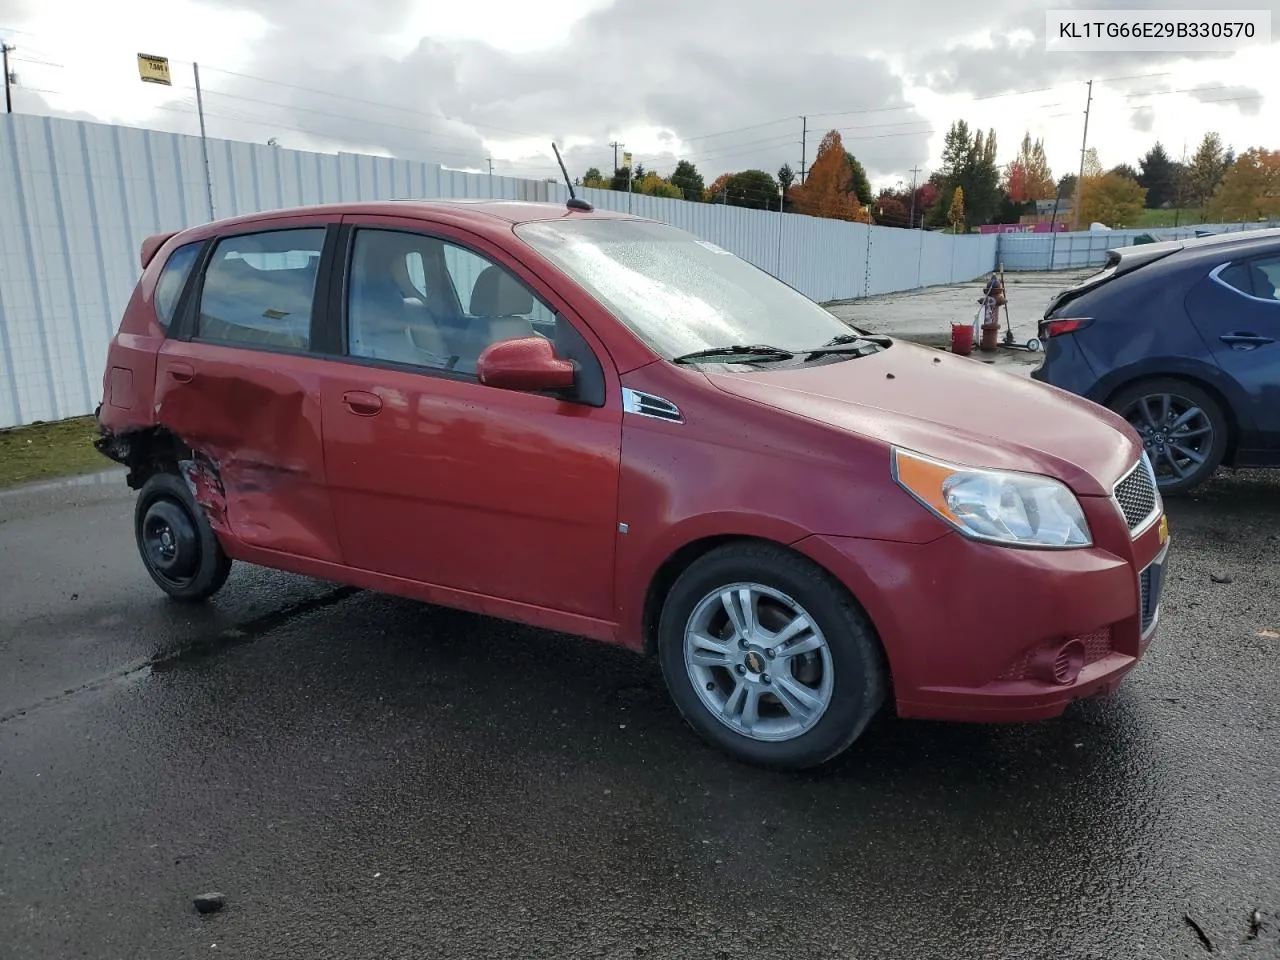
[{"left": 704, "top": 341, "right": 1141, "bottom": 497}]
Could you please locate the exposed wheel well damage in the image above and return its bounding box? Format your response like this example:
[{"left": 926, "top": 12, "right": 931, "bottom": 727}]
[{"left": 94, "top": 423, "right": 192, "bottom": 490}]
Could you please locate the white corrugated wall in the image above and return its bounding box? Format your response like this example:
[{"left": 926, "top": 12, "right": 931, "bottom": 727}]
[{"left": 0, "top": 113, "right": 998, "bottom": 429}]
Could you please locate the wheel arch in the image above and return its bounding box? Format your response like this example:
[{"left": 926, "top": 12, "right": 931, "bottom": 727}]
[
  {"left": 96, "top": 423, "right": 192, "bottom": 490},
  {"left": 639, "top": 535, "right": 894, "bottom": 693},
  {"left": 1099, "top": 370, "right": 1242, "bottom": 465}
]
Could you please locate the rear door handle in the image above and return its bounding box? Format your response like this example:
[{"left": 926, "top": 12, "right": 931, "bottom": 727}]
[
  {"left": 168, "top": 362, "right": 195, "bottom": 383},
  {"left": 1220, "top": 332, "right": 1275, "bottom": 349},
  {"left": 342, "top": 390, "right": 383, "bottom": 416}
]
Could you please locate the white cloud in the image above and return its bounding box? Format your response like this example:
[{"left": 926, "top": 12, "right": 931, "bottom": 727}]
[{"left": 3, "top": 0, "right": 1277, "bottom": 193}]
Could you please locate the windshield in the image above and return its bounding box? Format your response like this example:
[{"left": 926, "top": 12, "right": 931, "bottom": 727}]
[{"left": 514, "top": 218, "right": 856, "bottom": 360}]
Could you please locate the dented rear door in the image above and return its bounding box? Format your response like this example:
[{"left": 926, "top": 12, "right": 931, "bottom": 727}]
[{"left": 154, "top": 216, "right": 344, "bottom": 563}]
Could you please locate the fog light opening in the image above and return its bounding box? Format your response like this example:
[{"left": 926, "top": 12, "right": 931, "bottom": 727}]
[{"left": 1029, "top": 639, "right": 1086, "bottom": 685}]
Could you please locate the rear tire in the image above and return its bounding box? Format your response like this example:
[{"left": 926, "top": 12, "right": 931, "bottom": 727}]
[
  {"left": 656, "top": 541, "right": 886, "bottom": 770},
  {"left": 1108, "top": 378, "right": 1228, "bottom": 496},
  {"left": 134, "top": 471, "right": 232, "bottom": 602}
]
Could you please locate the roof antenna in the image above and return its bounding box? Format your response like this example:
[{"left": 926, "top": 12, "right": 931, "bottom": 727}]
[{"left": 552, "top": 141, "right": 593, "bottom": 212}]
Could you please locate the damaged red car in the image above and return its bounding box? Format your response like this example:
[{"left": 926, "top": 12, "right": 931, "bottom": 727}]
[{"left": 96, "top": 198, "right": 1170, "bottom": 769}]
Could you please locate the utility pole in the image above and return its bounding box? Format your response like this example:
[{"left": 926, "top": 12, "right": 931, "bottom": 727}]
[
  {"left": 1072, "top": 79, "right": 1093, "bottom": 230},
  {"left": 193, "top": 62, "right": 215, "bottom": 220},
  {"left": 2, "top": 41, "right": 15, "bottom": 114},
  {"left": 908, "top": 165, "right": 922, "bottom": 229},
  {"left": 486, "top": 157, "right": 493, "bottom": 176},
  {"left": 608, "top": 140, "right": 621, "bottom": 174},
  {"left": 799, "top": 116, "right": 808, "bottom": 183}
]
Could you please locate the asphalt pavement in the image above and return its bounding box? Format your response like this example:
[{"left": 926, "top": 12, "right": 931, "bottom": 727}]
[{"left": 2, "top": 464, "right": 1279, "bottom": 959}]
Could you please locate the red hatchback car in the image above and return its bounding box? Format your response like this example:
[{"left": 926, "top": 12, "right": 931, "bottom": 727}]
[{"left": 95, "top": 198, "right": 1170, "bottom": 768}]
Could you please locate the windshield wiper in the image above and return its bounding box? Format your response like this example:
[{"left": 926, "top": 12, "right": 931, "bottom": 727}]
[
  {"left": 802, "top": 332, "right": 890, "bottom": 361},
  {"left": 671, "top": 344, "right": 795, "bottom": 364}
]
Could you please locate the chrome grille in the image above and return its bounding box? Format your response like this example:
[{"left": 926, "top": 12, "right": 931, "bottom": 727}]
[{"left": 1114, "top": 456, "right": 1159, "bottom": 532}]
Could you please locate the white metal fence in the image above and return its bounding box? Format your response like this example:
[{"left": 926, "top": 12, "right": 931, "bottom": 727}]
[
  {"left": 0, "top": 113, "right": 997, "bottom": 429},
  {"left": 997, "top": 221, "right": 1280, "bottom": 271}
]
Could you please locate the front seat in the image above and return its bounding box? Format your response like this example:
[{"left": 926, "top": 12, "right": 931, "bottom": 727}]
[
  {"left": 469, "top": 265, "right": 536, "bottom": 344},
  {"left": 350, "top": 234, "right": 450, "bottom": 364}
]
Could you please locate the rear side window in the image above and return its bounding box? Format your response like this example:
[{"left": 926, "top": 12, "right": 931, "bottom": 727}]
[
  {"left": 154, "top": 242, "right": 202, "bottom": 329},
  {"left": 1218, "top": 255, "right": 1280, "bottom": 302},
  {"left": 196, "top": 228, "right": 326, "bottom": 351}
]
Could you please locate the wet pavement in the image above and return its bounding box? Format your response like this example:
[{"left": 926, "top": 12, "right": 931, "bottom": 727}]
[{"left": 2, "top": 467, "right": 1279, "bottom": 959}]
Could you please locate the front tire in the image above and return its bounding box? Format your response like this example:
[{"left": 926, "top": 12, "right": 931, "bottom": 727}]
[
  {"left": 1108, "top": 378, "right": 1228, "bottom": 496},
  {"left": 134, "top": 471, "right": 232, "bottom": 602},
  {"left": 656, "top": 542, "right": 887, "bottom": 770}
]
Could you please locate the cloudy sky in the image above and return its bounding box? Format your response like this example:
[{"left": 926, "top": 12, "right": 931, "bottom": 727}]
[{"left": 2, "top": 0, "right": 1277, "bottom": 198}]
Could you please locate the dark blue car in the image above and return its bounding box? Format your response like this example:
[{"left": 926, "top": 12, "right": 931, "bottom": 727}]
[{"left": 1032, "top": 228, "right": 1280, "bottom": 494}]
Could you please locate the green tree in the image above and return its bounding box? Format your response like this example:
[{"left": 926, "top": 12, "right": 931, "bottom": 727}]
[
  {"left": 1110, "top": 163, "right": 1140, "bottom": 181},
  {"left": 933, "top": 120, "right": 1000, "bottom": 229},
  {"left": 777, "top": 162, "right": 796, "bottom": 193},
  {"left": 669, "top": 159, "right": 705, "bottom": 201},
  {"left": 845, "top": 153, "right": 873, "bottom": 205},
  {"left": 1138, "top": 142, "right": 1176, "bottom": 208},
  {"left": 725, "top": 169, "right": 781, "bottom": 209},
  {"left": 582, "top": 166, "right": 609, "bottom": 189}
]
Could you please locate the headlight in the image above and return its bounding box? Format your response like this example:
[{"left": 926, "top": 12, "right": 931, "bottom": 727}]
[{"left": 892, "top": 447, "right": 1092, "bottom": 548}]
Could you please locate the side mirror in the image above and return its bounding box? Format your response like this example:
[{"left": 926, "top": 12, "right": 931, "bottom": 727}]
[{"left": 476, "top": 336, "right": 576, "bottom": 394}]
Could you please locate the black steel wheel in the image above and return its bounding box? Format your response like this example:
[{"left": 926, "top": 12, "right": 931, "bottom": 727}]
[
  {"left": 133, "top": 472, "right": 232, "bottom": 601},
  {"left": 1109, "top": 378, "right": 1228, "bottom": 496}
]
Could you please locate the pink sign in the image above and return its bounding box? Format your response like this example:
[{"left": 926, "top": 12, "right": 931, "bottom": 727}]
[{"left": 978, "top": 222, "right": 1070, "bottom": 234}]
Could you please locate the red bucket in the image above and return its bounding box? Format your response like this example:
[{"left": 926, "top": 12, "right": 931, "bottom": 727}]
[{"left": 950, "top": 323, "right": 974, "bottom": 355}]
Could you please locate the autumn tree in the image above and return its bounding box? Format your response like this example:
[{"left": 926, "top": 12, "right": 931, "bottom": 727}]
[
  {"left": 1205, "top": 147, "right": 1280, "bottom": 221},
  {"left": 1079, "top": 172, "right": 1147, "bottom": 226},
  {"left": 1004, "top": 132, "right": 1055, "bottom": 202},
  {"left": 707, "top": 172, "right": 733, "bottom": 202},
  {"left": 1188, "top": 132, "right": 1230, "bottom": 207},
  {"left": 788, "top": 130, "right": 873, "bottom": 222},
  {"left": 635, "top": 171, "right": 683, "bottom": 199},
  {"left": 669, "top": 160, "right": 705, "bottom": 201},
  {"left": 948, "top": 186, "right": 966, "bottom": 232},
  {"left": 875, "top": 190, "right": 910, "bottom": 227}
]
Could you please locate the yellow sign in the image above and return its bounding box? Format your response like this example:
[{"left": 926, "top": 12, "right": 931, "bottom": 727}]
[
  {"left": 137, "top": 53, "right": 172, "bottom": 86},
  {"left": 622, "top": 151, "right": 632, "bottom": 169},
  {"left": 1158, "top": 514, "right": 1169, "bottom": 545}
]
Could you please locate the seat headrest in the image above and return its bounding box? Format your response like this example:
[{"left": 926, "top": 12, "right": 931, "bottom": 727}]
[{"left": 470, "top": 265, "right": 534, "bottom": 317}]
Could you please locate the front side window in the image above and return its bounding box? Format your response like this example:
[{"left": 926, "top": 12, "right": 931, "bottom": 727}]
[
  {"left": 513, "top": 218, "right": 856, "bottom": 360},
  {"left": 154, "top": 241, "right": 202, "bottom": 329},
  {"left": 196, "top": 228, "right": 325, "bottom": 351},
  {"left": 346, "top": 228, "right": 559, "bottom": 376}
]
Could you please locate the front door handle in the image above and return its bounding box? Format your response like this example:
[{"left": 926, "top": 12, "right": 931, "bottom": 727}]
[
  {"left": 1220, "top": 332, "right": 1275, "bottom": 349},
  {"left": 342, "top": 390, "right": 383, "bottom": 416},
  {"left": 168, "top": 362, "right": 195, "bottom": 383}
]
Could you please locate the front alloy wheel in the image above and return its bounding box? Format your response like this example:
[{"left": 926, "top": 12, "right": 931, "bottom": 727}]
[
  {"left": 684, "top": 583, "right": 834, "bottom": 742},
  {"left": 657, "top": 542, "right": 886, "bottom": 769}
]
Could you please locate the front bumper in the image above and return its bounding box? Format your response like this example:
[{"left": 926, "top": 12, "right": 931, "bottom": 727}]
[{"left": 794, "top": 506, "right": 1168, "bottom": 723}]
